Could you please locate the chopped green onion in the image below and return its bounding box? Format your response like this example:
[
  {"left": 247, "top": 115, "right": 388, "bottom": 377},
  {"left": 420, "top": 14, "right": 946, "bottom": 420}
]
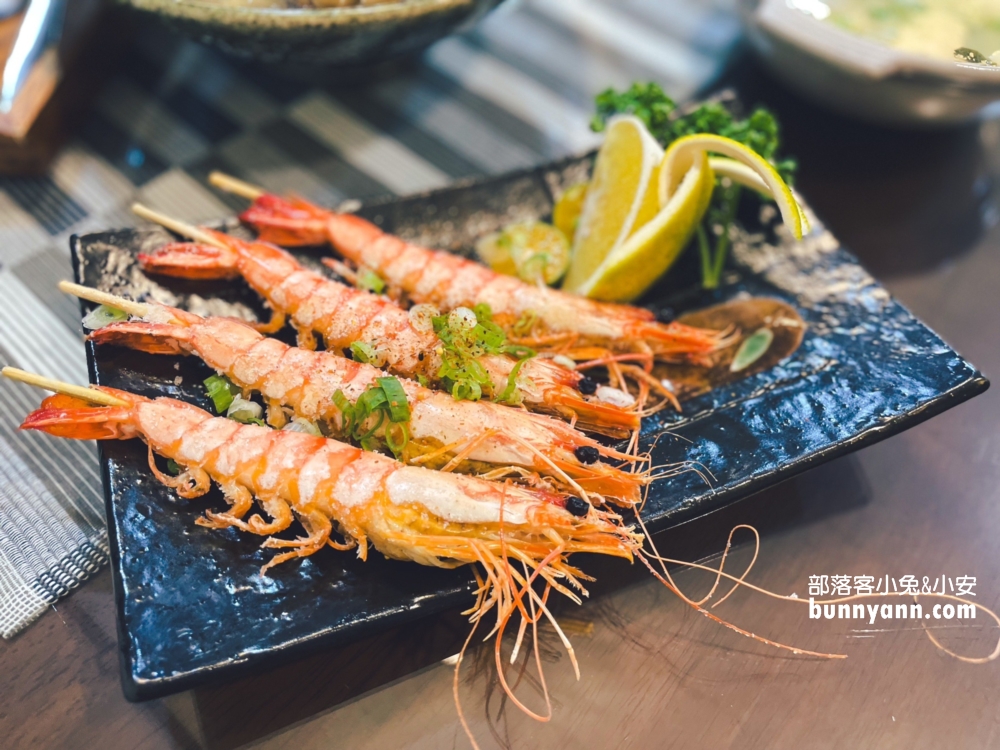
[
  {"left": 512, "top": 310, "right": 537, "bottom": 337},
  {"left": 204, "top": 374, "right": 240, "bottom": 414},
  {"left": 499, "top": 351, "right": 534, "bottom": 404},
  {"left": 166, "top": 459, "right": 183, "bottom": 476},
  {"left": 431, "top": 302, "right": 532, "bottom": 403},
  {"left": 227, "top": 396, "right": 264, "bottom": 424},
  {"left": 377, "top": 376, "right": 411, "bottom": 422},
  {"left": 349, "top": 341, "right": 378, "bottom": 364},
  {"left": 357, "top": 269, "right": 386, "bottom": 294},
  {"left": 82, "top": 304, "right": 128, "bottom": 330},
  {"left": 331, "top": 377, "right": 412, "bottom": 459},
  {"left": 282, "top": 418, "right": 322, "bottom": 436}
]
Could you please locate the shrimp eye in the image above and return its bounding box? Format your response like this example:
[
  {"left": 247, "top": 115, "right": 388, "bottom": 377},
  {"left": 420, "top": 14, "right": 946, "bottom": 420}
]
[
  {"left": 574, "top": 445, "right": 600, "bottom": 464},
  {"left": 578, "top": 376, "right": 598, "bottom": 395},
  {"left": 565, "top": 496, "right": 590, "bottom": 517}
]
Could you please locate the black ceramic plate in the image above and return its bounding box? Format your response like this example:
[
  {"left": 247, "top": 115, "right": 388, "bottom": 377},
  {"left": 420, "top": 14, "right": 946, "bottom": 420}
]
[{"left": 71, "top": 155, "right": 987, "bottom": 701}]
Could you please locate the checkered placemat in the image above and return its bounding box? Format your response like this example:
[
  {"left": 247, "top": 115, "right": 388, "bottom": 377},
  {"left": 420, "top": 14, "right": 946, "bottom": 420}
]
[{"left": 0, "top": 0, "right": 740, "bottom": 638}]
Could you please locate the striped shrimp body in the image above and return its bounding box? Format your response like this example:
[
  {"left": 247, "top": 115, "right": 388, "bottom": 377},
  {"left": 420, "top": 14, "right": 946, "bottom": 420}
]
[
  {"left": 21, "top": 388, "right": 640, "bottom": 609},
  {"left": 239, "top": 194, "right": 725, "bottom": 362},
  {"left": 85, "top": 299, "right": 644, "bottom": 504},
  {"left": 137, "top": 230, "right": 640, "bottom": 438}
]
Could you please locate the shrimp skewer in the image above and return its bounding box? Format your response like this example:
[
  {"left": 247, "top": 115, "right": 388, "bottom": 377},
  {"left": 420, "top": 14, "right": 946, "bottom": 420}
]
[
  {"left": 5, "top": 367, "right": 640, "bottom": 638},
  {"left": 131, "top": 205, "right": 641, "bottom": 439},
  {"left": 63, "top": 282, "right": 644, "bottom": 504},
  {"left": 210, "top": 173, "right": 725, "bottom": 363}
]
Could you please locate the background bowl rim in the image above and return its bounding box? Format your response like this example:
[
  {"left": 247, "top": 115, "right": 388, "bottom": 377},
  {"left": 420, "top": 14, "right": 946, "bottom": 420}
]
[{"left": 746, "top": 0, "right": 1000, "bottom": 88}]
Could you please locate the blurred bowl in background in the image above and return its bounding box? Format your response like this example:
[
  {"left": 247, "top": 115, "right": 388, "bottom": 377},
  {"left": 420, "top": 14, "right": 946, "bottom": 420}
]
[
  {"left": 741, "top": 0, "right": 1000, "bottom": 128},
  {"left": 117, "top": 0, "right": 506, "bottom": 67}
]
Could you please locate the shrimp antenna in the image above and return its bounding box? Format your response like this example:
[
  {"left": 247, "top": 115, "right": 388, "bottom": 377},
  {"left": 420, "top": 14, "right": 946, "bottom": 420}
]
[
  {"left": 208, "top": 171, "right": 265, "bottom": 201},
  {"left": 131, "top": 203, "right": 228, "bottom": 250},
  {"left": 1, "top": 367, "right": 128, "bottom": 407},
  {"left": 58, "top": 281, "right": 155, "bottom": 319}
]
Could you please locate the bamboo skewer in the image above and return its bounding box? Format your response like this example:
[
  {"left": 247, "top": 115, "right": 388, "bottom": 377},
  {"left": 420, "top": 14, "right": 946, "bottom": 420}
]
[
  {"left": 58, "top": 280, "right": 154, "bottom": 319},
  {"left": 1, "top": 367, "right": 129, "bottom": 407},
  {"left": 131, "top": 203, "right": 228, "bottom": 250},
  {"left": 208, "top": 171, "right": 265, "bottom": 201}
]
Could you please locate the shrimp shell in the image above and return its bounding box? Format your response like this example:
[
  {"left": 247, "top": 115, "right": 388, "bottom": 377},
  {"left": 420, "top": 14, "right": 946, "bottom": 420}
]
[
  {"left": 240, "top": 194, "right": 725, "bottom": 360},
  {"left": 137, "top": 231, "right": 640, "bottom": 437},
  {"left": 88, "top": 302, "right": 644, "bottom": 504}
]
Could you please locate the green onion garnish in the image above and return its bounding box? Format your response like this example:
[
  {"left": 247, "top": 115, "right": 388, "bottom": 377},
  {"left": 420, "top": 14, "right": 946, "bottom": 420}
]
[
  {"left": 349, "top": 341, "right": 378, "bottom": 364},
  {"left": 82, "top": 304, "right": 128, "bottom": 330},
  {"left": 357, "top": 269, "right": 386, "bottom": 294},
  {"left": 204, "top": 374, "right": 240, "bottom": 414},
  {"left": 332, "top": 376, "right": 411, "bottom": 459}
]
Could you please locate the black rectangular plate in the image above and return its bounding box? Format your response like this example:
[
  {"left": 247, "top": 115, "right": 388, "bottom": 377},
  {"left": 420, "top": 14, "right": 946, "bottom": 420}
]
[{"left": 71, "top": 155, "right": 988, "bottom": 701}]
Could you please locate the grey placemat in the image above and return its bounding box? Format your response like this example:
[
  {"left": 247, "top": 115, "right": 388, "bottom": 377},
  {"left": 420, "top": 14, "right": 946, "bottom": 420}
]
[{"left": 0, "top": 0, "right": 739, "bottom": 638}]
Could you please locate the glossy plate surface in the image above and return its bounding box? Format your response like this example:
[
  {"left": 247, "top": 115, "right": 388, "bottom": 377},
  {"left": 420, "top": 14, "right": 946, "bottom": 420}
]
[{"left": 71, "top": 154, "right": 987, "bottom": 700}]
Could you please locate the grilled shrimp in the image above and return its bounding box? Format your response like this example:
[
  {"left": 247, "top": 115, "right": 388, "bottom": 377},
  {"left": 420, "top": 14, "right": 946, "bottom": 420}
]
[
  {"left": 137, "top": 228, "right": 641, "bottom": 438},
  {"left": 20, "top": 387, "right": 640, "bottom": 619},
  {"left": 81, "top": 292, "right": 644, "bottom": 504},
  {"left": 237, "top": 193, "right": 725, "bottom": 361}
]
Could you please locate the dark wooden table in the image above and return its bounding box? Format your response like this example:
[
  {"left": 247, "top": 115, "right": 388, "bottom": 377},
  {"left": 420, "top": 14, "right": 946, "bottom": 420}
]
[{"left": 3, "top": 57, "right": 999, "bottom": 749}]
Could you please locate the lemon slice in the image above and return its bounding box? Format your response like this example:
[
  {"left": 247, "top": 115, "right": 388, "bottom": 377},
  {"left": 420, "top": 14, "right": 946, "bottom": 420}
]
[
  {"left": 577, "top": 151, "right": 715, "bottom": 302},
  {"left": 562, "top": 115, "right": 663, "bottom": 293},
  {"left": 660, "top": 134, "right": 808, "bottom": 240},
  {"left": 708, "top": 157, "right": 811, "bottom": 235},
  {"left": 476, "top": 222, "right": 570, "bottom": 285}
]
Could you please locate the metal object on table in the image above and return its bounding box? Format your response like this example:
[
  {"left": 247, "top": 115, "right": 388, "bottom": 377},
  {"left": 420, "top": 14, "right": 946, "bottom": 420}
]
[{"left": 0, "top": 0, "right": 66, "bottom": 113}]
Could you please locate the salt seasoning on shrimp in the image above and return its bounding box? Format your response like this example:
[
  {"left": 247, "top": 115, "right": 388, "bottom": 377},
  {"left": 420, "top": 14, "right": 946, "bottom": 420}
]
[
  {"left": 6, "top": 368, "right": 642, "bottom": 749},
  {"left": 131, "top": 205, "right": 641, "bottom": 439},
  {"left": 63, "top": 282, "right": 645, "bottom": 504},
  {"left": 215, "top": 178, "right": 725, "bottom": 361}
]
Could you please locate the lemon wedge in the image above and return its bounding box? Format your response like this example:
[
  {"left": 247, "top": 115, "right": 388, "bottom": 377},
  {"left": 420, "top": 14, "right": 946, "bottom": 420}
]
[
  {"left": 552, "top": 183, "right": 588, "bottom": 239},
  {"left": 561, "top": 115, "right": 663, "bottom": 294},
  {"left": 576, "top": 151, "right": 715, "bottom": 302},
  {"left": 661, "top": 135, "right": 809, "bottom": 239}
]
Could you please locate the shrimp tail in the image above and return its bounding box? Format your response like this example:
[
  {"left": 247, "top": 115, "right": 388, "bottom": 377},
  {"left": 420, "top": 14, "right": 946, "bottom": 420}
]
[
  {"left": 20, "top": 391, "right": 138, "bottom": 440},
  {"left": 87, "top": 321, "right": 194, "bottom": 355},
  {"left": 550, "top": 391, "right": 640, "bottom": 439},
  {"left": 138, "top": 242, "right": 239, "bottom": 280},
  {"left": 240, "top": 194, "right": 381, "bottom": 261},
  {"left": 240, "top": 194, "right": 330, "bottom": 247}
]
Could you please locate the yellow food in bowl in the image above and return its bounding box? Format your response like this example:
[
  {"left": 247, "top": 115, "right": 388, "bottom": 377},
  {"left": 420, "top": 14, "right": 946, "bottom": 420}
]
[{"left": 791, "top": 0, "right": 1000, "bottom": 65}]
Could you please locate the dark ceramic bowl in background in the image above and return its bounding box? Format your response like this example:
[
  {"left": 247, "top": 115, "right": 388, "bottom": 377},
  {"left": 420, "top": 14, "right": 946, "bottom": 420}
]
[{"left": 116, "top": 0, "right": 506, "bottom": 67}]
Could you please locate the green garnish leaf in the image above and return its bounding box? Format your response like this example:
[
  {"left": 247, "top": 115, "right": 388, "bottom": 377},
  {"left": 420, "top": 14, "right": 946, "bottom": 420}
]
[
  {"left": 349, "top": 341, "right": 378, "bottom": 364},
  {"left": 204, "top": 374, "right": 240, "bottom": 414},
  {"left": 730, "top": 328, "right": 774, "bottom": 372},
  {"left": 82, "top": 304, "right": 129, "bottom": 331},
  {"left": 357, "top": 269, "right": 386, "bottom": 294},
  {"left": 166, "top": 459, "right": 183, "bottom": 476}
]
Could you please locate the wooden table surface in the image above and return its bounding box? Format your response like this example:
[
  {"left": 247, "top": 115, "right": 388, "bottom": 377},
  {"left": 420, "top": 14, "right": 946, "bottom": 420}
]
[{"left": 3, "top": 56, "right": 1000, "bottom": 750}]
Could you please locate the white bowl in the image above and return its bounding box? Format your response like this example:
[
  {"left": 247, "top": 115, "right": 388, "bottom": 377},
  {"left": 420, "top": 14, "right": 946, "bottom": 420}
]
[{"left": 741, "top": 0, "right": 1000, "bottom": 127}]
